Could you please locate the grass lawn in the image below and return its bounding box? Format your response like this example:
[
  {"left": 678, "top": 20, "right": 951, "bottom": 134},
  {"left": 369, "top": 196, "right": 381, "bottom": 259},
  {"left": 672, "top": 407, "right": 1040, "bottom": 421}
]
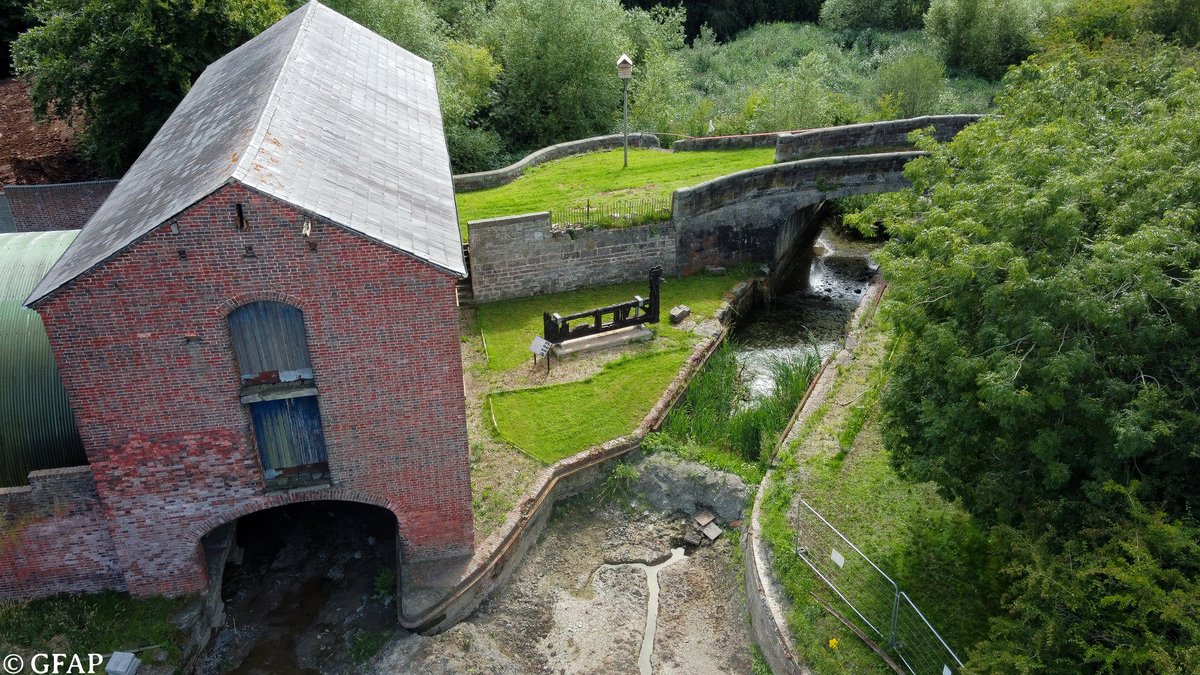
[
  {"left": 455, "top": 147, "right": 774, "bottom": 237},
  {"left": 488, "top": 348, "right": 688, "bottom": 463},
  {"left": 0, "top": 592, "right": 186, "bottom": 665},
  {"left": 476, "top": 270, "right": 744, "bottom": 373},
  {"left": 760, "top": 319, "right": 997, "bottom": 672}
]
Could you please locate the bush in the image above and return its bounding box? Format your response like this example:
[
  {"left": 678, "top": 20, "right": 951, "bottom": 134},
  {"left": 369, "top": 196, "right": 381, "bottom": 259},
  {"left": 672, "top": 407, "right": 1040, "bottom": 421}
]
[
  {"left": 924, "top": 0, "right": 1048, "bottom": 79},
  {"left": 819, "top": 0, "right": 929, "bottom": 32},
  {"left": 869, "top": 48, "right": 946, "bottom": 117}
]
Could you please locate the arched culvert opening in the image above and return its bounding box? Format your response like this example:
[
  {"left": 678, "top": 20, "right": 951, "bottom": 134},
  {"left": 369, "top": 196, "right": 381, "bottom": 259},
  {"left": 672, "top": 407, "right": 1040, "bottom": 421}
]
[{"left": 198, "top": 501, "right": 400, "bottom": 674}]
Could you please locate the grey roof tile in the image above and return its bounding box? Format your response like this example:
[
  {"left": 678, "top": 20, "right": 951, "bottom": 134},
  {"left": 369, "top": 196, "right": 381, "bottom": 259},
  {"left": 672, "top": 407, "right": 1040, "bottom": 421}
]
[{"left": 27, "top": 0, "right": 463, "bottom": 305}]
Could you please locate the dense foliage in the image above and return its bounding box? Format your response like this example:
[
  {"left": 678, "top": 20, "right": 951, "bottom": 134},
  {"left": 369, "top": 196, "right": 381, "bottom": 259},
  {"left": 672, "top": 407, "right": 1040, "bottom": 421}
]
[
  {"left": 853, "top": 39, "right": 1200, "bottom": 669},
  {"left": 0, "top": 0, "right": 31, "bottom": 76},
  {"left": 12, "top": 0, "right": 287, "bottom": 172}
]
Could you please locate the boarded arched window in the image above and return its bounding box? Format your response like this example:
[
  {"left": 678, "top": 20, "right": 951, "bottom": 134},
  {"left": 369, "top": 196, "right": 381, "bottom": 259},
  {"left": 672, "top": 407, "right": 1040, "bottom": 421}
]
[
  {"left": 228, "top": 301, "right": 314, "bottom": 384},
  {"left": 228, "top": 301, "right": 327, "bottom": 484}
]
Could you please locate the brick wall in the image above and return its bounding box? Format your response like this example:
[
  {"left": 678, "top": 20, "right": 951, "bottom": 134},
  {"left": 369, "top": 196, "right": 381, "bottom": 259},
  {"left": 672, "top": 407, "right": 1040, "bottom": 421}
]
[
  {"left": 467, "top": 212, "right": 678, "bottom": 303},
  {"left": 670, "top": 132, "right": 785, "bottom": 152},
  {"left": 775, "top": 115, "right": 981, "bottom": 162},
  {"left": 0, "top": 466, "right": 124, "bottom": 600},
  {"left": 31, "top": 182, "right": 473, "bottom": 597},
  {"left": 4, "top": 180, "right": 119, "bottom": 232}
]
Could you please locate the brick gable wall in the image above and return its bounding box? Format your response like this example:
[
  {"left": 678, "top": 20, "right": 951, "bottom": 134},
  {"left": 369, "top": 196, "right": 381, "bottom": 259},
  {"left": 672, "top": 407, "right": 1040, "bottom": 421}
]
[{"left": 30, "top": 182, "right": 472, "bottom": 597}]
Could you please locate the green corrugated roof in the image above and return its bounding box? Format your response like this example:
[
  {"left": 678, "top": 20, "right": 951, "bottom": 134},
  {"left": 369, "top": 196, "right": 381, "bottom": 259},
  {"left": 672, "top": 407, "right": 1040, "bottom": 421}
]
[{"left": 0, "top": 230, "right": 85, "bottom": 486}]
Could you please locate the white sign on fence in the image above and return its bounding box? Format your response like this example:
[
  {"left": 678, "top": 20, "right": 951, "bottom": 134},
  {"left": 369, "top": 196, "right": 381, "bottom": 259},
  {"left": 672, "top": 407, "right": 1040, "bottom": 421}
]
[{"left": 830, "top": 548, "right": 846, "bottom": 569}]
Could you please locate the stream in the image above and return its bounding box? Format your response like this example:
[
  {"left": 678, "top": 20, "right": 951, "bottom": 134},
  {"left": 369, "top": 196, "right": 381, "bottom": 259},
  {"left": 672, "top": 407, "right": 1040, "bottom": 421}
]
[{"left": 735, "top": 225, "right": 880, "bottom": 397}]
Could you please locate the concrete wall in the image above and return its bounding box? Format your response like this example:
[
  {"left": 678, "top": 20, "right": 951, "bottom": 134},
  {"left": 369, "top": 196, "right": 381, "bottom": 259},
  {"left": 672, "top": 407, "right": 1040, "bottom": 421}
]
[
  {"left": 29, "top": 182, "right": 474, "bottom": 598},
  {"left": 0, "top": 466, "right": 124, "bottom": 600},
  {"left": 453, "top": 133, "right": 660, "bottom": 192},
  {"left": 467, "top": 212, "right": 677, "bottom": 303},
  {"left": 776, "top": 115, "right": 981, "bottom": 162},
  {"left": 4, "top": 180, "right": 118, "bottom": 232}
]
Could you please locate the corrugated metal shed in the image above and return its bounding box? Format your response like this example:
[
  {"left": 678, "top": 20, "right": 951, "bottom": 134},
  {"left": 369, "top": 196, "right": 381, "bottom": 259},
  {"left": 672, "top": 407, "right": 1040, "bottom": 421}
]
[
  {"left": 0, "top": 230, "right": 86, "bottom": 486},
  {"left": 26, "top": 0, "right": 464, "bottom": 307}
]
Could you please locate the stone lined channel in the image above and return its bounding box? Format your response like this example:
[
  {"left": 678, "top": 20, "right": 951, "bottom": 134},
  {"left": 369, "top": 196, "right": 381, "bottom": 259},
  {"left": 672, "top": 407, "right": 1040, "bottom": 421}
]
[{"left": 736, "top": 225, "right": 880, "bottom": 397}]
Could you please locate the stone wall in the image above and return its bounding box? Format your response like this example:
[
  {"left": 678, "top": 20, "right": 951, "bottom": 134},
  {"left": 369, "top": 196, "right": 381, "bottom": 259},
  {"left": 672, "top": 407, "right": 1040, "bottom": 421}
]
[
  {"left": 672, "top": 152, "right": 920, "bottom": 273},
  {"left": 4, "top": 180, "right": 118, "bottom": 232},
  {"left": 453, "top": 133, "right": 660, "bottom": 192},
  {"left": 671, "top": 132, "right": 783, "bottom": 152},
  {"left": 775, "top": 115, "right": 981, "bottom": 162},
  {"left": 0, "top": 466, "right": 124, "bottom": 600},
  {"left": 31, "top": 182, "right": 474, "bottom": 598},
  {"left": 467, "top": 212, "right": 677, "bottom": 303}
]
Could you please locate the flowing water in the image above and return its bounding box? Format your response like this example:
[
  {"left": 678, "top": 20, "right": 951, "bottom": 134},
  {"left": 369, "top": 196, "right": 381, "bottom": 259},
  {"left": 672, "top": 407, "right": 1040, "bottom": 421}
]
[{"left": 734, "top": 226, "right": 881, "bottom": 397}]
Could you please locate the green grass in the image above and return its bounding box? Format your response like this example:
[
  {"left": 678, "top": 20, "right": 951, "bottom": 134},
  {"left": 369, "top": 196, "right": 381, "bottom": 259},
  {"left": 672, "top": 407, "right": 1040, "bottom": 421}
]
[
  {"left": 759, "top": 321, "right": 997, "bottom": 671},
  {"left": 455, "top": 147, "right": 775, "bottom": 237},
  {"left": 650, "top": 342, "right": 820, "bottom": 484},
  {"left": 488, "top": 349, "right": 687, "bottom": 464},
  {"left": 0, "top": 592, "right": 186, "bottom": 664},
  {"left": 475, "top": 271, "right": 745, "bottom": 373}
]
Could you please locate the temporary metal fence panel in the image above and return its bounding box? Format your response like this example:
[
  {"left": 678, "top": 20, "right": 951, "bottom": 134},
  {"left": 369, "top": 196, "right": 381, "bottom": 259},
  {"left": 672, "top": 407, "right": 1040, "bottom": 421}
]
[{"left": 793, "top": 498, "right": 964, "bottom": 675}]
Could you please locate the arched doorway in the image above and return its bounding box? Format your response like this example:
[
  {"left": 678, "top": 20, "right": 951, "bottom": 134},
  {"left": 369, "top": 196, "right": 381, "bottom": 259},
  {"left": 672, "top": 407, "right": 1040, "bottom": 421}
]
[{"left": 199, "top": 501, "right": 399, "bottom": 673}]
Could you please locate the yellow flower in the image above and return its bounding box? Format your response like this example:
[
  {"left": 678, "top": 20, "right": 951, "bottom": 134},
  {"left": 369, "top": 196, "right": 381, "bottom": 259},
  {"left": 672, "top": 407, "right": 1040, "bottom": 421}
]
[{"left": 828, "top": 637, "right": 840, "bottom": 650}]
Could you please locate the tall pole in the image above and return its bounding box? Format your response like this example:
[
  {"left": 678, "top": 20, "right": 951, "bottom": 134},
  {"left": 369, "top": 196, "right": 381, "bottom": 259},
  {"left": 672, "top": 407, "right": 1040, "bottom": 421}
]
[{"left": 622, "top": 78, "right": 629, "bottom": 168}]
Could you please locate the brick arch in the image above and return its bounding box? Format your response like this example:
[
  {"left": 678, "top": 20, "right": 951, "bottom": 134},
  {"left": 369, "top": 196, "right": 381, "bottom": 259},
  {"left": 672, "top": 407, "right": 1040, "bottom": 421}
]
[
  {"left": 187, "top": 486, "right": 400, "bottom": 543},
  {"left": 218, "top": 290, "right": 314, "bottom": 318}
]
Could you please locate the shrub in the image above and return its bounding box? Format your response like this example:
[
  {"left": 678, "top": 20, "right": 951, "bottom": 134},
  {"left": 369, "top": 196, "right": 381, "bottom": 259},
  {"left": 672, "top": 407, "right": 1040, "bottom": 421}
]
[
  {"left": 869, "top": 48, "right": 947, "bottom": 117},
  {"left": 819, "top": 0, "right": 929, "bottom": 32},
  {"left": 924, "top": 0, "right": 1048, "bottom": 79}
]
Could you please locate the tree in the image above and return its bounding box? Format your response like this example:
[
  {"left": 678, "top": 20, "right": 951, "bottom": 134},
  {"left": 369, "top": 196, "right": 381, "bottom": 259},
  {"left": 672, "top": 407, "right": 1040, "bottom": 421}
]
[
  {"left": 851, "top": 40, "right": 1200, "bottom": 533},
  {"left": 1, "top": 0, "right": 33, "bottom": 77},
  {"left": 869, "top": 49, "right": 946, "bottom": 118},
  {"left": 12, "top": 0, "right": 287, "bottom": 173},
  {"left": 483, "top": 0, "right": 632, "bottom": 152},
  {"left": 819, "top": 0, "right": 928, "bottom": 33},
  {"left": 924, "top": 0, "right": 1048, "bottom": 79},
  {"left": 968, "top": 485, "right": 1200, "bottom": 673}
]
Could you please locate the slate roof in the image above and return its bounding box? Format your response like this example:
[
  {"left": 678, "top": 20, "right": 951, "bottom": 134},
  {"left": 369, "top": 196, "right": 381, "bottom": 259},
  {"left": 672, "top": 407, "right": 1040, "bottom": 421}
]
[
  {"left": 27, "top": 1, "right": 463, "bottom": 305},
  {"left": 0, "top": 194, "right": 13, "bottom": 234}
]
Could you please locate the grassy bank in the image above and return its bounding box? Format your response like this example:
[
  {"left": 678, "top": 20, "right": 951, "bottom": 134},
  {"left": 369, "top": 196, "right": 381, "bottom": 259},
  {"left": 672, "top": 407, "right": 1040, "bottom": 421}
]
[
  {"left": 645, "top": 341, "right": 820, "bottom": 485},
  {"left": 0, "top": 592, "right": 185, "bottom": 666},
  {"left": 475, "top": 270, "right": 743, "bottom": 373},
  {"left": 759, "top": 318, "right": 997, "bottom": 671},
  {"left": 454, "top": 147, "right": 774, "bottom": 237},
  {"left": 488, "top": 348, "right": 688, "bottom": 463}
]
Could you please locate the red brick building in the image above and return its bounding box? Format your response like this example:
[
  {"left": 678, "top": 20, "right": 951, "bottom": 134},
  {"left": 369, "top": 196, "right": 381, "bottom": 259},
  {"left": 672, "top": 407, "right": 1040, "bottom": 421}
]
[{"left": 9, "top": 1, "right": 472, "bottom": 599}]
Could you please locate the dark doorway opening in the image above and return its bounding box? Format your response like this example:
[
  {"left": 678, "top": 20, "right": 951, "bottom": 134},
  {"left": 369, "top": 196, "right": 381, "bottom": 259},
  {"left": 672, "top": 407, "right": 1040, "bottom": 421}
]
[{"left": 198, "top": 501, "right": 400, "bottom": 674}]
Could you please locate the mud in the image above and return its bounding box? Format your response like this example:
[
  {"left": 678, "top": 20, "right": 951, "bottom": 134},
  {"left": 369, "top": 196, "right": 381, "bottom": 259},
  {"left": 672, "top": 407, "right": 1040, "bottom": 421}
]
[{"left": 370, "top": 497, "right": 752, "bottom": 674}]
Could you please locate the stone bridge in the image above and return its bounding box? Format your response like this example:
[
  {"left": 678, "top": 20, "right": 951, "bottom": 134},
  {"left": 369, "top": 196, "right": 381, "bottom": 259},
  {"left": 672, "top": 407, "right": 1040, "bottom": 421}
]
[{"left": 465, "top": 115, "right": 981, "bottom": 302}]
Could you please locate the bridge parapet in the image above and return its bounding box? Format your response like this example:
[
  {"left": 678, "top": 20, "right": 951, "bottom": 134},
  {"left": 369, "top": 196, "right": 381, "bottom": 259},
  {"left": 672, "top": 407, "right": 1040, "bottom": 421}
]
[{"left": 776, "top": 115, "right": 981, "bottom": 162}]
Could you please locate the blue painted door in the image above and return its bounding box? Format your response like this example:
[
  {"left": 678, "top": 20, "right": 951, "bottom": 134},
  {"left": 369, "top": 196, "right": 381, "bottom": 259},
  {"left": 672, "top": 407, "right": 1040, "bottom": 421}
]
[{"left": 249, "top": 395, "right": 328, "bottom": 470}]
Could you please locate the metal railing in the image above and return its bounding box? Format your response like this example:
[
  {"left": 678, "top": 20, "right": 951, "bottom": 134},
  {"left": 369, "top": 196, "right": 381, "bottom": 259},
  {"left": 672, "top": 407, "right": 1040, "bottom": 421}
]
[
  {"left": 794, "top": 498, "right": 964, "bottom": 675},
  {"left": 550, "top": 195, "right": 671, "bottom": 229}
]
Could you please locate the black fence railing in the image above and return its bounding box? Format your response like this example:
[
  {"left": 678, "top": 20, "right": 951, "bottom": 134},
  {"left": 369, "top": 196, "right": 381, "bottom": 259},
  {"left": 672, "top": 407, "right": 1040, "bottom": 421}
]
[{"left": 550, "top": 195, "right": 672, "bottom": 229}]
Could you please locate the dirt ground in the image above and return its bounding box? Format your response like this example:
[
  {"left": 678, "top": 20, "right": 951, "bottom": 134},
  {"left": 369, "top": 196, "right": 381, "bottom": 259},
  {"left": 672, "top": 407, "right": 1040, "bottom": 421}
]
[
  {"left": 0, "top": 78, "right": 102, "bottom": 185},
  {"left": 369, "top": 495, "right": 753, "bottom": 674}
]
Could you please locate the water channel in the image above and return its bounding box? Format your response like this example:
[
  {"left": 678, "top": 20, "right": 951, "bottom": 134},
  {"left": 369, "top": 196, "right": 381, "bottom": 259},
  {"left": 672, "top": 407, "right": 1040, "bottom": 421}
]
[{"left": 734, "top": 225, "right": 881, "bottom": 397}]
